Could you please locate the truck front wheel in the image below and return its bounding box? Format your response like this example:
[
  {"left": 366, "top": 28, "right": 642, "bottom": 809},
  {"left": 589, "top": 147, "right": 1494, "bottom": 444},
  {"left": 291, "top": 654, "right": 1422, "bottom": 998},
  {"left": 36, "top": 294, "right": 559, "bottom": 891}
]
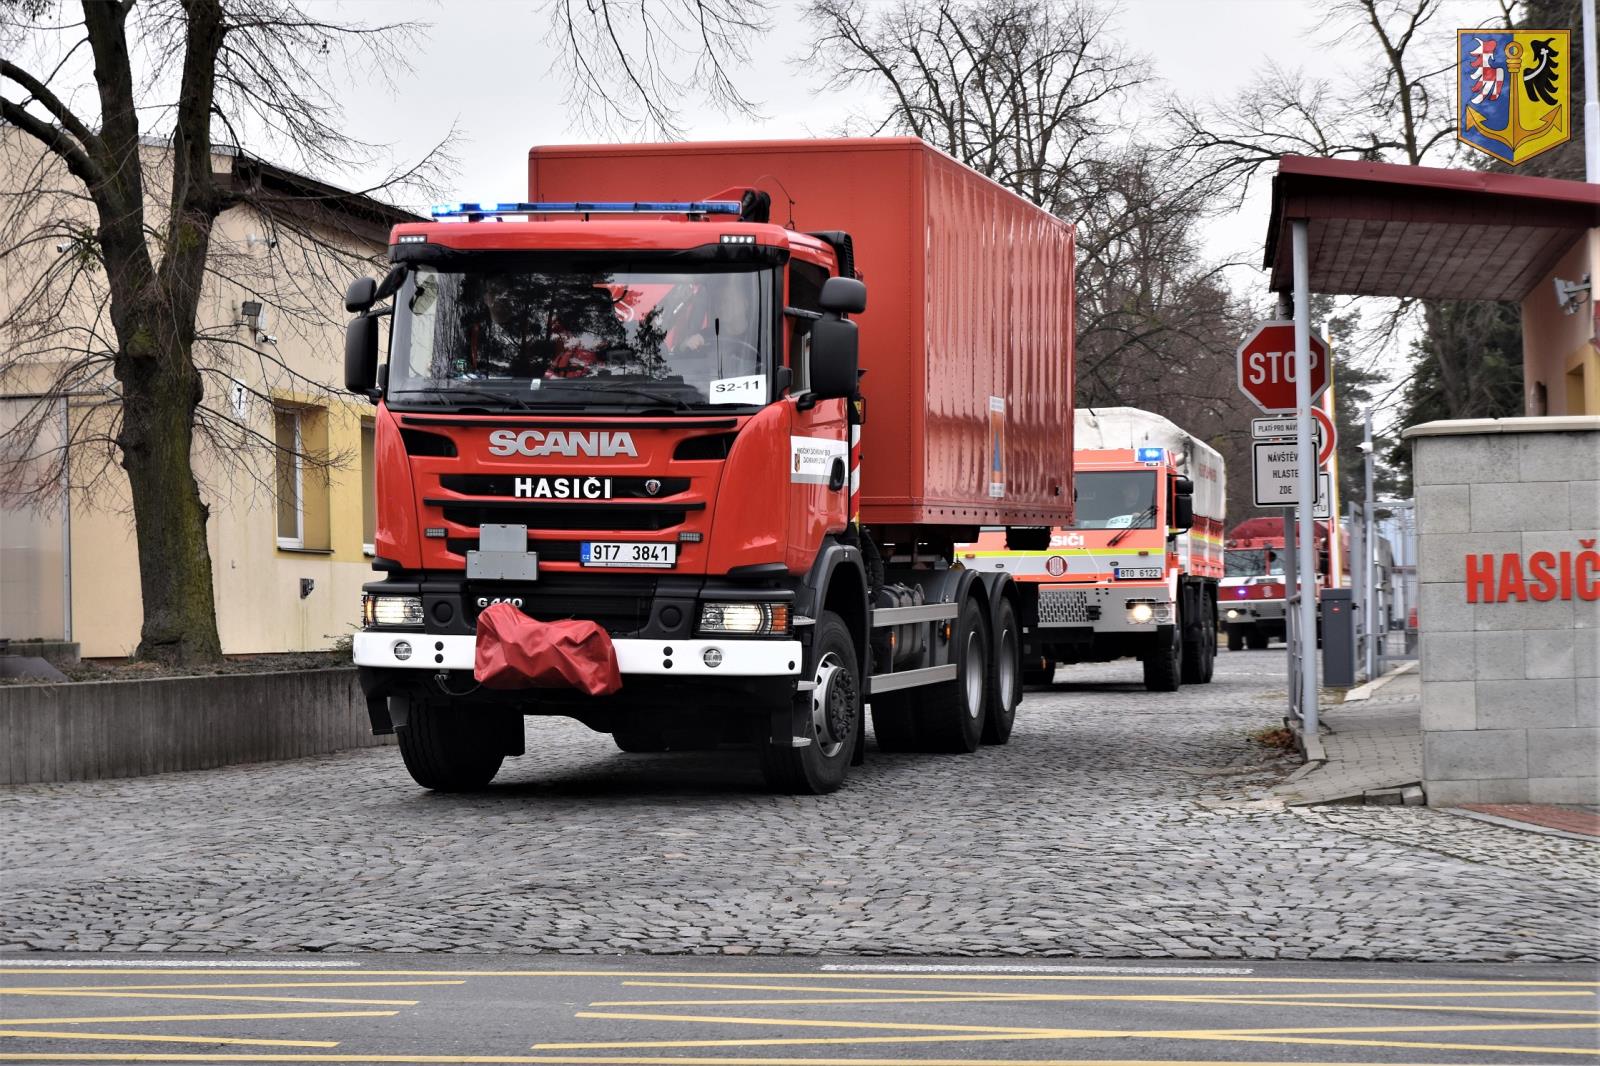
[
  {"left": 1226, "top": 625, "right": 1244, "bottom": 652},
  {"left": 397, "top": 699, "right": 513, "bottom": 792},
  {"left": 761, "top": 611, "right": 860, "bottom": 795},
  {"left": 1142, "top": 618, "right": 1182, "bottom": 693}
]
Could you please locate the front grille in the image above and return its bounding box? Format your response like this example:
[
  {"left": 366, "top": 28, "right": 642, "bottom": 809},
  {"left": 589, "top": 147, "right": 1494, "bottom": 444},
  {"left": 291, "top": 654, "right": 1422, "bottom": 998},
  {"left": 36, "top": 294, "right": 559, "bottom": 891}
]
[
  {"left": 438, "top": 474, "right": 690, "bottom": 499},
  {"left": 426, "top": 498, "right": 695, "bottom": 532},
  {"left": 1038, "top": 589, "right": 1092, "bottom": 625},
  {"left": 447, "top": 538, "right": 580, "bottom": 561},
  {"left": 466, "top": 575, "right": 659, "bottom": 635}
]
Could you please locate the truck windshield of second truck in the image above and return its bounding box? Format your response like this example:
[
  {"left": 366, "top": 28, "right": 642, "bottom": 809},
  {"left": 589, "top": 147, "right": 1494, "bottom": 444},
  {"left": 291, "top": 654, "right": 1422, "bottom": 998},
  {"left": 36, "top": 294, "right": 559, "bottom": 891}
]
[
  {"left": 1226, "top": 549, "right": 1285, "bottom": 577},
  {"left": 1071, "top": 471, "right": 1158, "bottom": 530},
  {"left": 387, "top": 262, "right": 774, "bottom": 409}
]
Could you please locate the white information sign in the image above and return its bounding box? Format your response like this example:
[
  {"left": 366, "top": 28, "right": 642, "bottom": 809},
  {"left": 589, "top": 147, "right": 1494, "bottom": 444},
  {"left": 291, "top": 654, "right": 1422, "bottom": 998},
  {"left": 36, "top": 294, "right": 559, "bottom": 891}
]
[
  {"left": 1313, "top": 471, "right": 1332, "bottom": 520},
  {"left": 1252, "top": 441, "right": 1326, "bottom": 508}
]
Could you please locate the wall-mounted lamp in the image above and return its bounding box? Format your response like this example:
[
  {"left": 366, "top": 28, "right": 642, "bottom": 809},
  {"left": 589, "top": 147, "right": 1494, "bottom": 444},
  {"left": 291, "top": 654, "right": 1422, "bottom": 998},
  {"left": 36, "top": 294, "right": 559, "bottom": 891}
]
[
  {"left": 1554, "top": 274, "right": 1591, "bottom": 315},
  {"left": 239, "top": 300, "right": 263, "bottom": 328}
]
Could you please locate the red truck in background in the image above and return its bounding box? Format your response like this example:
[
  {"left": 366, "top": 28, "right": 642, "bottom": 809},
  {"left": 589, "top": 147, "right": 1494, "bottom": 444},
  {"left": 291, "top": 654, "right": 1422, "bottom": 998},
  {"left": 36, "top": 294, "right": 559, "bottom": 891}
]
[
  {"left": 961, "top": 408, "right": 1225, "bottom": 691},
  {"left": 343, "top": 138, "right": 1075, "bottom": 795},
  {"left": 1220, "top": 517, "right": 1347, "bottom": 650}
]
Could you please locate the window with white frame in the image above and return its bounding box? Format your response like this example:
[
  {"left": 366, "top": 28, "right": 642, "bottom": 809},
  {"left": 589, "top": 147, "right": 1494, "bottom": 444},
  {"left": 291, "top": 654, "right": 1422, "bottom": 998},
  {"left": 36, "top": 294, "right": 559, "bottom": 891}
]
[{"left": 273, "top": 408, "right": 303, "bottom": 549}]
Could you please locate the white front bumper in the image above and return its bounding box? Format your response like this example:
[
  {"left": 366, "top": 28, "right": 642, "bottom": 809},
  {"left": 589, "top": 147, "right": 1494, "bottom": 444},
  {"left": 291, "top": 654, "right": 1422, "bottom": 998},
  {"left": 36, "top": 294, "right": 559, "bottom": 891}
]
[{"left": 352, "top": 630, "right": 801, "bottom": 677}]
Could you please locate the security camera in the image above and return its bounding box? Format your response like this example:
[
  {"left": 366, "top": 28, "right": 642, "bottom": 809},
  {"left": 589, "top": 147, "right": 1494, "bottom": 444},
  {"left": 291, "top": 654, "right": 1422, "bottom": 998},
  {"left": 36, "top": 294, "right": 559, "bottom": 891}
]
[
  {"left": 245, "top": 234, "right": 279, "bottom": 250},
  {"left": 1554, "top": 274, "right": 1591, "bottom": 315},
  {"left": 1356, "top": 440, "right": 1374, "bottom": 454},
  {"left": 55, "top": 241, "right": 71, "bottom": 253},
  {"left": 257, "top": 331, "right": 279, "bottom": 346}
]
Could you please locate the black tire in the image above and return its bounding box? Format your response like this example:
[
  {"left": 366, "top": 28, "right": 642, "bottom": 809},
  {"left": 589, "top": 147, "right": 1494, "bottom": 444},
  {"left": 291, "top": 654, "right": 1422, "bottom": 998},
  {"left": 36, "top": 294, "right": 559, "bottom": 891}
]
[
  {"left": 613, "top": 727, "right": 669, "bottom": 753},
  {"left": 760, "top": 611, "right": 861, "bottom": 795},
  {"left": 1181, "top": 595, "right": 1206, "bottom": 685},
  {"left": 1023, "top": 657, "right": 1057, "bottom": 686},
  {"left": 871, "top": 692, "right": 920, "bottom": 752},
  {"left": 1226, "top": 625, "right": 1244, "bottom": 652},
  {"left": 1199, "top": 597, "right": 1218, "bottom": 683},
  {"left": 1142, "top": 617, "right": 1182, "bottom": 693},
  {"left": 1247, "top": 629, "right": 1270, "bottom": 651},
  {"left": 919, "top": 596, "right": 989, "bottom": 753},
  {"left": 397, "top": 700, "right": 510, "bottom": 792},
  {"left": 982, "top": 597, "right": 1020, "bottom": 745}
]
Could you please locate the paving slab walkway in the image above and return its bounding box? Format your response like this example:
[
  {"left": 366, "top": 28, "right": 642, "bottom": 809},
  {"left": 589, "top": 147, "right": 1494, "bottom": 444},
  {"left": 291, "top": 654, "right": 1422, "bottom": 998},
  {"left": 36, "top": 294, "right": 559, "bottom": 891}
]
[{"left": 1273, "top": 667, "right": 1423, "bottom": 806}]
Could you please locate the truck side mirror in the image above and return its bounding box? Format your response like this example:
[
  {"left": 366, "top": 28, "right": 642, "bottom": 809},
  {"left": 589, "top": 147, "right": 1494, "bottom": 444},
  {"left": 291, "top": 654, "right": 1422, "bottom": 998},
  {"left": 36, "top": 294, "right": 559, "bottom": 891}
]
[
  {"left": 345, "top": 276, "right": 378, "bottom": 314},
  {"left": 345, "top": 314, "right": 379, "bottom": 395},
  {"left": 809, "top": 314, "right": 858, "bottom": 400},
  {"left": 1172, "top": 494, "right": 1194, "bottom": 532},
  {"left": 819, "top": 276, "right": 867, "bottom": 314}
]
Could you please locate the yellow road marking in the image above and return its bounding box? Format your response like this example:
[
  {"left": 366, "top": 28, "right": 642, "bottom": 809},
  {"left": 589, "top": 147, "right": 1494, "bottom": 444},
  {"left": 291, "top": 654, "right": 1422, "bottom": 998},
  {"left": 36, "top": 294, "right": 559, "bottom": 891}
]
[
  {"left": 616, "top": 981, "right": 1015, "bottom": 998},
  {"left": 0, "top": 1011, "right": 398, "bottom": 1027},
  {"left": 0, "top": 1030, "right": 341, "bottom": 1049},
  {"left": 574, "top": 1010, "right": 1054, "bottom": 1036},
  {"left": 0, "top": 991, "right": 420, "bottom": 1007},
  {"left": 1188, "top": 1032, "right": 1600, "bottom": 1055},
  {"left": 0, "top": 1054, "right": 1553, "bottom": 1064}
]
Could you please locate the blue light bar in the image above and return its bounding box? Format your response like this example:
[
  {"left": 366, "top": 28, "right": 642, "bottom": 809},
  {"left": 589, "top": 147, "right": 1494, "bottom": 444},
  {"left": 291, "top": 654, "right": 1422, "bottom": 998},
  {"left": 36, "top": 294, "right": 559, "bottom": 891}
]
[
  {"left": 1136, "top": 447, "right": 1165, "bottom": 463},
  {"left": 429, "top": 200, "right": 743, "bottom": 219}
]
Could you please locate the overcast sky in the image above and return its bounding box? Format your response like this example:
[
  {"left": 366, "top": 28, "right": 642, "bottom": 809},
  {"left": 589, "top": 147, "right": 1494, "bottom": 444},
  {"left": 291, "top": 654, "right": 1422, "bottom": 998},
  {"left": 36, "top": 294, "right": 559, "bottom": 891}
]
[{"left": 353, "top": 0, "right": 1350, "bottom": 300}]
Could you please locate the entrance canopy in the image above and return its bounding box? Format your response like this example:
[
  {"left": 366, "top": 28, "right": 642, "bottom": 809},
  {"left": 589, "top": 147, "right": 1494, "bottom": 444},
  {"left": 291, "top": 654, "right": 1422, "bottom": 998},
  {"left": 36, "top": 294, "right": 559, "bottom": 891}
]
[{"left": 1264, "top": 155, "right": 1600, "bottom": 301}]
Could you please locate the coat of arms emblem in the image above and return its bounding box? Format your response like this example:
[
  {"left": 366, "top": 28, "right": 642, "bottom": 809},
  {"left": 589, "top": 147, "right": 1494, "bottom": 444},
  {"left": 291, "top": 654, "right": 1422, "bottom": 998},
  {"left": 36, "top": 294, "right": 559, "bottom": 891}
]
[{"left": 1458, "top": 29, "right": 1571, "bottom": 165}]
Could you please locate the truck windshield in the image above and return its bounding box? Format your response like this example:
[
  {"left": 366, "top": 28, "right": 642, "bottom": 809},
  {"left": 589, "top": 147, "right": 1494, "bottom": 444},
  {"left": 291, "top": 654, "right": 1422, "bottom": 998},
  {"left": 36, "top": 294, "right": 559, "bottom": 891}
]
[
  {"left": 388, "top": 262, "right": 773, "bottom": 408},
  {"left": 1071, "top": 471, "right": 1157, "bottom": 529},
  {"left": 1226, "top": 548, "right": 1285, "bottom": 577}
]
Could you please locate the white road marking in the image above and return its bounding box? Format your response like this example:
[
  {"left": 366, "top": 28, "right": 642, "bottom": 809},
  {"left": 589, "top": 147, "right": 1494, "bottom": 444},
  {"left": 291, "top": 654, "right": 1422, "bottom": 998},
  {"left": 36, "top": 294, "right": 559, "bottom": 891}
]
[{"left": 821, "top": 963, "right": 1256, "bottom": 976}]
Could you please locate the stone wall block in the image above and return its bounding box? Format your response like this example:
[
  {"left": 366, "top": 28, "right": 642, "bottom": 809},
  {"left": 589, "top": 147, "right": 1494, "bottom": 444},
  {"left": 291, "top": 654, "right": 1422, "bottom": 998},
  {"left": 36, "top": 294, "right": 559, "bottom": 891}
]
[
  {"left": 1419, "top": 583, "right": 1474, "bottom": 633},
  {"left": 1416, "top": 435, "right": 1519, "bottom": 486},
  {"left": 1569, "top": 479, "right": 1600, "bottom": 529},
  {"left": 1420, "top": 681, "right": 1476, "bottom": 731},
  {"left": 1473, "top": 632, "right": 1524, "bottom": 680},
  {"left": 1475, "top": 679, "right": 1576, "bottom": 730},
  {"left": 1474, "top": 778, "right": 1532, "bottom": 803},
  {"left": 1420, "top": 532, "right": 1520, "bottom": 585},
  {"left": 1424, "top": 729, "right": 1528, "bottom": 781},
  {"left": 1423, "top": 779, "right": 1479, "bottom": 805},
  {"left": 1526, "top": 726, "right": 1599, "bottom": 779},
  {"left": 1524, "top": 630, "right": 1576, "bottom": 679},
  {"left": 1576, "top": 678, "right": 1598, "bottom": 726},
  {"left": 1420, "top": 632, "right": 1474, "bottom": 681},
  {"left": 1528, "top": 777, "right": 1600, "bottom": 804},
  {"left": 1417, "top": 484, "right": 1471, "bottom": 534},
  {"left": 1518, "top": 432, "right": 1600, "bottom": 482},
  {"left": 1470, "top": 482, "right": 1569, "bottom": 532}
]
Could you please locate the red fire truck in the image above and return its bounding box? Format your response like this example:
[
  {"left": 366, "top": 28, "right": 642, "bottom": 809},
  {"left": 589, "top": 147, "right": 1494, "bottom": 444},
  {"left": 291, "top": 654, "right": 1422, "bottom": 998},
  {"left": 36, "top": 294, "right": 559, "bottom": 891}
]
[
  {"left": 961, "top": 408, "right": 1225, "bottom": 691},
  {"left": 1220, "top": 517, "right": 1346, "bottom": 650},
  {"left": 344, "top": 138, "right": 1075, "bottom": 794}
]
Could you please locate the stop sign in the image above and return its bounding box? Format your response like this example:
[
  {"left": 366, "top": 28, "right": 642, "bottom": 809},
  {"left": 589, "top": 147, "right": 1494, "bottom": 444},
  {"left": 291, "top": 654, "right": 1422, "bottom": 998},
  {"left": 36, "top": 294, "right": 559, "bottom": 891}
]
[{"left": 1237, "top": 320, "right": 1329, "bottom": 413}]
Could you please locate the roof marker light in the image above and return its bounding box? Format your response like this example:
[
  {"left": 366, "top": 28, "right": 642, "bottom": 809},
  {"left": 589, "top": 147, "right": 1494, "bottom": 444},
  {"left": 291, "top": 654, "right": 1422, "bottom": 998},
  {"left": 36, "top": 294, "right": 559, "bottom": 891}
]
[{"left": 429, "top": 201, "right": 743, "bottom": 220}]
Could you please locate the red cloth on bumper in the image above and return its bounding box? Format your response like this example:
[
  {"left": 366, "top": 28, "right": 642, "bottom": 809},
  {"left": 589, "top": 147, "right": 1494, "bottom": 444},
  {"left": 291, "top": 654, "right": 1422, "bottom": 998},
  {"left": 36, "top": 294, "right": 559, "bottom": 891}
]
[{"left": 473, "top": 603, "right": 623, "bottom": 695}]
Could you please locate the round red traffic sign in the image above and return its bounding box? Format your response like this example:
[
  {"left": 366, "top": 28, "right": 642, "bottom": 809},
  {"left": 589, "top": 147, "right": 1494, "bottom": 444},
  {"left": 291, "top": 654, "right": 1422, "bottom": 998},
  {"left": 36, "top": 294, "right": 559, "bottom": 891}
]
[
  {"left": 1237, "top": 320, "right": 1329, "bottom": 413},
  {"left": 1312, "top": 406, "right": 1336, "bottom": 466}
]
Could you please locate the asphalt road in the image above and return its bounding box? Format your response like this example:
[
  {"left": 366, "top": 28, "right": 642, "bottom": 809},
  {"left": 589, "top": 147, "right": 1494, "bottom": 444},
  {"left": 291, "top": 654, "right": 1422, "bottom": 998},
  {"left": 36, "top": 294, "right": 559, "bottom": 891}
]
[{"left": 0, "top": 955, "right": 1595, "bottom": 1064}]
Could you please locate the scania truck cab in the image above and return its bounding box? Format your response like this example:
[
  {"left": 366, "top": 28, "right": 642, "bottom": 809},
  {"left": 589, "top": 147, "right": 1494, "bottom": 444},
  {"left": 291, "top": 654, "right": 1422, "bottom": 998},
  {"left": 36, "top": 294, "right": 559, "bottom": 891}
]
[{"left": 344, "top": 138, "right": 1077, "bottom": 796}]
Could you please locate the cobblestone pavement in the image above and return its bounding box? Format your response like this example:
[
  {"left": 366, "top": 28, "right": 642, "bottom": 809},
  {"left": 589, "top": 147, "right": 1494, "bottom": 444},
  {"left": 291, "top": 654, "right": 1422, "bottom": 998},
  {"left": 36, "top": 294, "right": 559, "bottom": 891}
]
[{"left": 2, "top": 650, "right": 1596, "bottom": 961}]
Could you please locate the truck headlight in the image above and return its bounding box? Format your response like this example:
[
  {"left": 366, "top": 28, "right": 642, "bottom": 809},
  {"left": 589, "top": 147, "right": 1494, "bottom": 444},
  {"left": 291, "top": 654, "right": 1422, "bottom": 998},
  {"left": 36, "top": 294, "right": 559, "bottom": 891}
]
[
  {"left": 1125, "top": 599, "right": 1174, "bottom": 625},
  {"left": 1226, "top": 608, "right": 1241, "bottom": 620},
  {"left": 363, "top": 594, "right": 423, "bottom": 628},
  {"left": 698, "top": 601, "right": 791, "bottom": 635}
]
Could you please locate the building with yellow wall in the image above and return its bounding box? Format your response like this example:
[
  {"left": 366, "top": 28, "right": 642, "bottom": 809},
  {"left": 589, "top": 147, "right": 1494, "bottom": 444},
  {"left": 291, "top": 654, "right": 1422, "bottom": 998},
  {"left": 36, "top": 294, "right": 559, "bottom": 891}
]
[
  {"left": 1523, "top": 227, "right": 1600, "bottom": 416},
  {"left": 1, "top": 128, "right": 417, "bottom": 657}
]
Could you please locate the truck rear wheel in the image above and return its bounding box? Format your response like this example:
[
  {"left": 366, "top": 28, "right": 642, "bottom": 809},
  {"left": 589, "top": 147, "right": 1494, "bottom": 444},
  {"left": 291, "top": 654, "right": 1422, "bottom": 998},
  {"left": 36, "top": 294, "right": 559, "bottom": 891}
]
[
  {"left": 919, "top": 596, "right": 989, "bottom": 753},
  {"left": 1226, "top": 626, "right": 1244, "bottom": 652},
  {"left": 1199, "top": 599, "right": 1218, "bottom": 683},
  {"left": 1142, "top": 617, "right": 1182, "bottom": 693},
  {"left": 397, "top": 700, "right": 512, "bottom": 792},
  {"left": 981, "top": 597, "right": 1020, "bottom": 745},
  {"left": 1247, "top": 629, "right": 1270, "bottom": 651},
  {"left": 761, "top": 611, "right": 860, "bottom": 795}
]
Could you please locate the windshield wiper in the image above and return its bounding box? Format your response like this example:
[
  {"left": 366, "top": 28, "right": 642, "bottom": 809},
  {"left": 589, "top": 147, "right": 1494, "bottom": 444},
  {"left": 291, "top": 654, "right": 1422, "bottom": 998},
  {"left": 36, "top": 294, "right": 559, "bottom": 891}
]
[
  {"left": 1108, "top": 504, "right": 1158, "bottom": 547},
  {"left": 395, "top": 385, "right": 537, "bottom": 412},
  {"left": 567, "top": 382, "right": 699, "bottom": 412}
]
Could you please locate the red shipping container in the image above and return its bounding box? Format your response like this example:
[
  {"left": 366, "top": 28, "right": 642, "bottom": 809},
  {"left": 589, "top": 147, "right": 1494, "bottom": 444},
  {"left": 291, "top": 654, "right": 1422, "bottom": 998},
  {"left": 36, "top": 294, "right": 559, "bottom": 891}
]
[{"left": 528, "top": 137, "right": 1075, "bottom": 529}]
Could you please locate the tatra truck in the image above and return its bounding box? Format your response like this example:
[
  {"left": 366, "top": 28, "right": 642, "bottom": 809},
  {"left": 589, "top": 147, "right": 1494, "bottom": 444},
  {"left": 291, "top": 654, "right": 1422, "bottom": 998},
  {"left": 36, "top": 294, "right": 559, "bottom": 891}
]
[
  {"left": 1221, "top": 517, "right": 1347, "bottom": 650},
  {"left": 343, "top": 138, "right": 1075, "bottom": 794},
  {"left": 962, "top": 408, "right": 1224, "bottom": 691}
]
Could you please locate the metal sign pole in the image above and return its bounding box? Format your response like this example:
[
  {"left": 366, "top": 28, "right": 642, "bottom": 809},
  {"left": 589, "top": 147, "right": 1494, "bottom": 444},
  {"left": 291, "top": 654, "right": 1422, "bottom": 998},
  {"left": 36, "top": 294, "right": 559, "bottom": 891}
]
[
  {"left": 1362, "top": 411, "right": 1377, "bottom": 680},
  {"left": 1291, "top": 219, "right": 1320, "bottom": 739}
]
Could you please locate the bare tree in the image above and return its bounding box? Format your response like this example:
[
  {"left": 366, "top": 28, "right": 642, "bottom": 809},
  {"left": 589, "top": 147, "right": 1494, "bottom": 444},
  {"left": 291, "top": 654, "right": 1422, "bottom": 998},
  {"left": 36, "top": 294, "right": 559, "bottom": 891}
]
[
  {"left": 805, "top": 0, "right": 1263, "bottom": 485},
  {"left": 545, "top": 0, "right": 771, "bottom": 136},
  {"left": 0, "top": 0, "right": 445, "bottom": 663}
]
